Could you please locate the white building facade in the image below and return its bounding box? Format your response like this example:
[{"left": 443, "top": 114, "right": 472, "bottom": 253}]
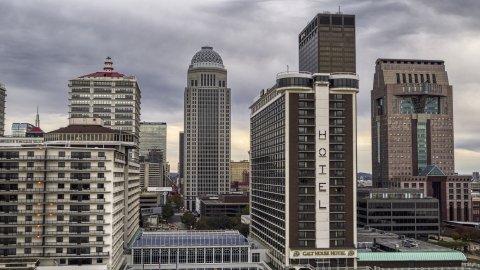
[{"left": 0, "top": 118, "right": 141, "bottom": 270}]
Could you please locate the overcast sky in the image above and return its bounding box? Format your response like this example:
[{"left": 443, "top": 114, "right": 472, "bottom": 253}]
[{"left": 1, "top": 0, "right": 479, "bottom": 174}]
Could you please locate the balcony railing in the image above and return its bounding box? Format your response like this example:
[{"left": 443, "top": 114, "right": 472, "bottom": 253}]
[
  {"left": 0, "top": 188, "right": 106, "bottom": 193},
  {"left": 0, "top": 252, "right": 110, "bottom": 257},
  {"left": 14, "top": 241, "right": 105, "bottom": 246},
  {"left": 0, "top": 177, "right": 109, "bottom": 182},
  {"left": 0, "top": 198, "right": 106, "bottom": 204},
  {"left": 0, "top": 166, "right": 107, "bottom": 171}
]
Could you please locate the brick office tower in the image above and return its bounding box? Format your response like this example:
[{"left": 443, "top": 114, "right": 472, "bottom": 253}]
[
  {"left": 250, "top": 72, "right": 359, "bottom": 269},
  {"left": 372, "top": 59, "right": 455, "bottom": 186},
  {"left": 371, "top": 59, "right": 471, "bottom": 221},
  {"left": 299, "top": 13, "right": 356, "bottom": 74},
  {"left": 184, "top": 46, "right": 231, "bottom": 212}
]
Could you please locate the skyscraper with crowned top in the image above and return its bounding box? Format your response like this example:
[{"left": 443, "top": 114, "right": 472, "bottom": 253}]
[{"left": 184, "top": 46, "right": 231, "bottom": 211}]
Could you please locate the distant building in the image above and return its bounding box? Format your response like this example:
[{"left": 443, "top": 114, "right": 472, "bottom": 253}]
[
  {"left": 230, "top": 160, "right": 249, "bottom": 192},
  {"left": 473, "top": 193, "right": 480, "bottom": 222},
  {"left": 357, "top": 188, "right": 440, "bottom": 240},
  {"left": 139, "top": 192, "right": 161, "bottom": 210},
  {"left": 11, "top": 123, "right": 35, "bottom": 137},
  {"left": 68, "top": 57, "right": 141, "bottom": 135},
  {"left": 393, "top": 172, "right": 472, "bottom": 222},
  {"left": 473, "top": 171, "right": 479, "bottom": 181},
  {"left": 179, "top": 131, "right": 184, "bottom": 179},
  {"left": 0, "top": 83, "right": 6, "bottom": 137},
  {"left": 196, "top": 193, "right": 249, "bottom": 217},
  {"left": 139, "top": 122, "right": 167, "bottom": 161},
  {"left": 139, "top": 149, "right": 164, "bottom": 188}
]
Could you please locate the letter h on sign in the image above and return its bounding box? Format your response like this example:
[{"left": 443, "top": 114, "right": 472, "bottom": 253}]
[{"left": 319, "top": 130, "right": 327, "bottom": 140}]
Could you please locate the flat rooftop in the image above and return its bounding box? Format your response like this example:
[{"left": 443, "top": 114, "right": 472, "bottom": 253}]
[{"left": 357, "top": 228, "right": 450, "bottom": 253}]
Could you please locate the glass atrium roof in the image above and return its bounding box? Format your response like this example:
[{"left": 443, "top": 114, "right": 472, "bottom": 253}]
[{"left": 131, "top": 230, "right": 250, "bottom": 248}]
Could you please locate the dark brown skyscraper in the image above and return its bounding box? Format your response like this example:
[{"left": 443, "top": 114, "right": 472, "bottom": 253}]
[{"left": 299, "top": 13, "right": 355, "bottom": 73}]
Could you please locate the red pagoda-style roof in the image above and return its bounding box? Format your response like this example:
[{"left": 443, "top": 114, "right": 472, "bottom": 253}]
[
  {"left": 79, "top": 71, "right": 125, "bottom": 78},
  {"left": 29, "top": 127, "right": 44, "bottom": 133}
]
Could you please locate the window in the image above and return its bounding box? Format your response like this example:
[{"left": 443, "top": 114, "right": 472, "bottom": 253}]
[
  {"left": 27, "top": 151, "right": 34, "bottom": 157},
  {"left": 25, "top": 237, "right": 32, "bottom": 243},
  {"left": 59, "top": 151, "right": 65, "bottom": 157},
  {"left": 97, "top": 258, "right": 103, "bottom": 263},
  {"left": 24, "top": 248, "right": 31, "bottom": 254},
  {"left": 26, "top": 183, "right": 33, "bottom": 188},
  {"left": 98, "top": 162, "right": 105, "bottom": 167},
  {"left": 26, "top": 216, "right": 32, "bottom": 221},
  {"left": 58, "top": 183, "right": 64, "bottom": 188},
  {"left": 56, "top": 248, "right": 63, "bottom": 253},
  {"left": 96, "top": 236, "right": 103, "bottom": 242},
  {"left": 98, "top": 173, "right": 104, "bottom": 178},
  {"left": 57, "top": 216, "right": 64, "bottom": 221},
  {"left": 96, "top": 226, "right": 103, "bottom": 231},
  {"left": 25, "top": 227, "right": 32, "bottom": 232},
  {"left": 97, "top": 205, "right": 104, "bottom": 210},
  {"left": 57, "top": 205, "right": 64, "bottom": 210},
  {"left": 58, "top": 194, "right": 64, "bottom": 199},
  {"left": 252, "top": 253, "right": 260, "bottom": 263},
  {"left": 58, "top": 173, "right": 65, "bottom": 178},
  {"left": 97, "top": 215, "right": 104, "bottom": 221},
  {"left": 57, "top": 226, "right": 64, "bottom": 232},
  {"left": 26, "top": 194, "right": 33, "bottom": 199},
  {"left": 96, "top": 247, "right": 103, "bottom": 252},
  {"left": 26, "top": 205, "right": 32, "bottom": 210},
  {"left": 26, "top": 173, "right": 33, "bottom": 179},
  {"left": 56, "top": 237, "right": 63, "bottom": 242},
  {"left": 58, "top": 162, "right": 65, "bottom": 168},
  {"left": 98, "top": 152, "right": 105, "bottom": 157}
]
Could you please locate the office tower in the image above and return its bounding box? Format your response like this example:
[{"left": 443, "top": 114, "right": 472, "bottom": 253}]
[
  {"left": 179, "top": 131, "right": 184, "bottom": 179},
  {"left": 68, "top": 57, "right": 141, "bottom": 135},
  {"left": 371, "top": 59, "right": 454, "bottom": 187},
  {"left": 0, "top": 118, "right": 140, "bottom": 270},
  {"left": 184, "top": 46, "right": 231, "bottom": 211},
  {"left": 299, "top": 13, "right": 356, "bottom": 73},
  {"left": 250, "top": 72, "right": 359, "bottom": 269},
  {"left": 372, "top": 59, "right": 471, "bottom": 222},
  {"left": 139, "top": 122, "right": 167, "bottom": 161},
  {"left": 0, "top": 83, "right": 6, "bottom": 136}
]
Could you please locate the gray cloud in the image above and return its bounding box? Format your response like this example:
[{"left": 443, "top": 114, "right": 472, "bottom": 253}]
[{"left": 1, "top": 0, "right": 479, "bottom": 173}]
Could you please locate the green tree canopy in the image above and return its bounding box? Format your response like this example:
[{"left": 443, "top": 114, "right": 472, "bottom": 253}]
[
  {"left": 196, "top": 217, "right": 210, "bottom": 230},
  {"left": 182, "top": 212, "right": 197, "bottom": 227},
  {"left": 162, "top": 203, "right": 174, "bottom": 220}
]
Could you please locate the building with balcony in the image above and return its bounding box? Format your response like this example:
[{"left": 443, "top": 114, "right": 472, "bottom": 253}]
[
  {"left": 68, "top": 57, "right": 141, "bottom": 135},
  {"left": 357, "top": 189, "right": 440, "bottom": 240},
  {"left": 0, "top": 83, "right": 5, "bottom": 137},
  {"left": 249, "top": 71, "right": 359, "bottom": 269},
  {"left": 184, "top": 46, "right": 231, "bottom": 211},
  {"left": 0, "top": 118, "right": 140, "bottom": 270}
]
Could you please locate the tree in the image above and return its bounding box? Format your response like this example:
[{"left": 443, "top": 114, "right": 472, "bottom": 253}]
[
  {"left": 182, "top": 212, "right": 197, "bottom": 227},
  {"left": 196, "top": 217, "right": 210, "bottom": 230},
  {"left": 452, "top": 232, "right": 460, "bottom": 240},
  {"left": 168, "top": 194, "right": 184, "bottom": 211},
  {"left": 162, "top": 203, "right": 174, "bottom": 221},
  {"left": 236, "top": 223, "right": 249, "bottom": 237}
]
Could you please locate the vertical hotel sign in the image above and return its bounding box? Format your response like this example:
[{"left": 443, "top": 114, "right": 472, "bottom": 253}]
[{"left": 315, "top": 78, "right": 330, "bottom": 248}]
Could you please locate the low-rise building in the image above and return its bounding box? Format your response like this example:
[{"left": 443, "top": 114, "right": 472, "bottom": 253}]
[
  {"left": 357, "top": 189, "right": 440, "bottom": 240},
  {"left": 357, "top": 227, "right": 466, "bottom": 268},
  {"left": 127, "top": 230, "right": 268, "bottom": 270},
  {"left": 196, "top": 193, "right": 249, "bottom": 217}
]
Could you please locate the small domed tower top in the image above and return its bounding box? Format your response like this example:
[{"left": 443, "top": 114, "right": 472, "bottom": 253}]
[{"left": 104, "top": 56, "right": 114, "bottom": 72}]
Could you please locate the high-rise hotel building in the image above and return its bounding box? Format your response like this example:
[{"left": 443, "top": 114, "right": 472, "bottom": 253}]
[
  {"left": 0, "top": 118, "right": 140, "bottom": 269},
  {"left": 184, "top": 47, "right": 231, "bottom": 211},
  {"left": 250, "top": 72, "right": 359, "bottom": 269},
  {"left": 68, "top": 57, "right": 141, "bottom": 135}
]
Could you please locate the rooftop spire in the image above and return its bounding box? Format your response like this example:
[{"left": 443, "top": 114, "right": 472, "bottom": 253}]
[
  {"left": 35, "top": 106, "right": 40, "bottom": 127},
  {"left": 104, "top": 56, "right": 114, "bottom": 73}
]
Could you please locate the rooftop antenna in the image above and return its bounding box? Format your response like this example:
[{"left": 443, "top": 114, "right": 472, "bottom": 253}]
[
  {"left": 35, "top": 106, "right": 40, "bottom": 127},
  {"left": 287, "top": 65, "right": 289, "bottom": 73},
  {"left": 337, "top": 6, "right": 343, "bottom": 14}
]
